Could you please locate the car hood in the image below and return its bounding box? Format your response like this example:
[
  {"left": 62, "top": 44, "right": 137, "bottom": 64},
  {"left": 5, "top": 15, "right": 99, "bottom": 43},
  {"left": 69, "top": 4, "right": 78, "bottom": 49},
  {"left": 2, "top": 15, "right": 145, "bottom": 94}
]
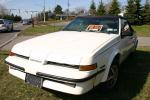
[{"left": 12, "top": 31, "right": 118, "bottom": 65}]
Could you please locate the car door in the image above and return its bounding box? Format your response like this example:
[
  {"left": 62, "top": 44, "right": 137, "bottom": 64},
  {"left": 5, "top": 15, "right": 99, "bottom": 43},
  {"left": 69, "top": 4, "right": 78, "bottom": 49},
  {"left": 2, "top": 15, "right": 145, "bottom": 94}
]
[{"left": 120, "top": 19, "right": 135, "bottom": 61}]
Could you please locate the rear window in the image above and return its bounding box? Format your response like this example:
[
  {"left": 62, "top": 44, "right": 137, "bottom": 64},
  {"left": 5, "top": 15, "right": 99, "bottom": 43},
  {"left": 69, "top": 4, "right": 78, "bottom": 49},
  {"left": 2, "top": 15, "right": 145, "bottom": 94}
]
[{"left": 0, "top": 20, "right": 4, "bottom": 24}]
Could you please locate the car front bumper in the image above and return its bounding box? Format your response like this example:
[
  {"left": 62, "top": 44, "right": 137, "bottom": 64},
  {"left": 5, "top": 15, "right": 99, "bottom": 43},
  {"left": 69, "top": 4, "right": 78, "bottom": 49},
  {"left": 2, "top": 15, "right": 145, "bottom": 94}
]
[
  {"left": 5, "top": 56, "right": 105, "bottom": 95},
  {"left": 8, "top": 65, "right": 95, "bottom": 95},
  {"left": 0, "top": 27, "right": 7, "bottom": 31}
]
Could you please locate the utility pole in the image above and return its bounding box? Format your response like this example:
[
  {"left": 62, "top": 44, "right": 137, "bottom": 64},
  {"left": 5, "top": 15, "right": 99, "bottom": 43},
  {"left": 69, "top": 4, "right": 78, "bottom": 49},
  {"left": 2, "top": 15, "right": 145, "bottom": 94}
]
[
  {"left": 43, "top": 0, "right": 46, "bottom": 22},
  {"left": 67, "top": 0, "right": 70, "bottom": 20}
]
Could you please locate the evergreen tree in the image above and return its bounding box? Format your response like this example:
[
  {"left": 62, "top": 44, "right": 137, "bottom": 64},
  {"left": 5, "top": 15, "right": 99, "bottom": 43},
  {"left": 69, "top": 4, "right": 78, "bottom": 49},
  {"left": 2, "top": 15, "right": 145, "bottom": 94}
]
[
  {"left": 135, "top": 0, "right": 143, "bottom": 24},
  {"left": 97, "top": 0, "right": 106, "bottom": 16},
  {"left": 142, "top": 0, "right": 150, "bottom": 24},
  {"left": 90, "top": 0, "right": 96, "bottom": 15},
  {"left": 54, "top": 5, "right": 63, "bottom": 14},
  {"left": 125, "top": 0, "right": 142, "bottom": 25},
  {"left": 125, "top": 0, "right": 136, "bottom": 24},
  {"left": 108, "top": 0, "right": 120, "bottom": 15},
  {"left": 11, "top": 14, "right": 14, "bottom": 20}
]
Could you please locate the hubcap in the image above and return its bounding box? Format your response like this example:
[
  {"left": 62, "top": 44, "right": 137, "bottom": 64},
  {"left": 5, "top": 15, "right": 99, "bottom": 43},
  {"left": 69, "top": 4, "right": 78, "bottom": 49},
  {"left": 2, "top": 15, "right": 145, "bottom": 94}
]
[{"left": 107, "top": 65, "right": 118, "bottom": 88}]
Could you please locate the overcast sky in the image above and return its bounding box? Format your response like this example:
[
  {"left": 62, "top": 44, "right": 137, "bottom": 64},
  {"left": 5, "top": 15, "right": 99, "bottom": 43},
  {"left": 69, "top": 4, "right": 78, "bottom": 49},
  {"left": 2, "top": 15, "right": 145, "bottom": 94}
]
[{"left": 0, "top": 0, "right": 144, "bottom": 19}]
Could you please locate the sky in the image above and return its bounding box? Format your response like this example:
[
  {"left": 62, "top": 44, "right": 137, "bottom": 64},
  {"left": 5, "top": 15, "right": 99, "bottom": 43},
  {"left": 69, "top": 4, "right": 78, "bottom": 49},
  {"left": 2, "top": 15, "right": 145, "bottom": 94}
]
[{"left": 0, "top": 0, "right": 136, "bottom": 19}]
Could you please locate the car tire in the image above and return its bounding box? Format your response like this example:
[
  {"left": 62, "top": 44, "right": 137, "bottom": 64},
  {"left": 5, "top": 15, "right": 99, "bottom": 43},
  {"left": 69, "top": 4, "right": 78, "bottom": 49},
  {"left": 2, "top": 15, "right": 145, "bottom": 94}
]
[
  {"left": 11, "top": 26, "right": 13, "bottom": 32},
  {"left": 101, "top": 61, "right": 119, "bottom": 91},
  {"left": 5, "top": 27, "right": 9, "bottom": 32}
]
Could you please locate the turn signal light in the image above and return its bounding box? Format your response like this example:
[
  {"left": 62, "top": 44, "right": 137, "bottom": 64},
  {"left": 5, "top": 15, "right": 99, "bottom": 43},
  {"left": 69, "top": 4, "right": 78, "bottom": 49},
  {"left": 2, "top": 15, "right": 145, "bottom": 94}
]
[
  {"left": 9, "top": 52, "right": 16, "bottom": 56},
  {"left": 79, "top": 64, "right": 97, "bottom": 71}
]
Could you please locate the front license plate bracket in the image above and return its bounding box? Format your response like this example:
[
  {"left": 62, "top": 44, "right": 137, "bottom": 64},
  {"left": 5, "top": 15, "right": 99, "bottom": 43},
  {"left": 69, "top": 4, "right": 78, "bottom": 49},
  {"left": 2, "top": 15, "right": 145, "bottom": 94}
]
[{"left": 25, "top": 73, "right": 43, "bottom": 88}]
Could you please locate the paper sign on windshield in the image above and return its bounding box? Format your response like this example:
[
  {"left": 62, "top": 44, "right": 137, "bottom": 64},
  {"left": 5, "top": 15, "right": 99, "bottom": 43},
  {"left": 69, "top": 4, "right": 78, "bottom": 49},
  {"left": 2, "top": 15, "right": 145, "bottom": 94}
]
[{"left": 86, "top": 25, "right": 103, "bottom": 32}]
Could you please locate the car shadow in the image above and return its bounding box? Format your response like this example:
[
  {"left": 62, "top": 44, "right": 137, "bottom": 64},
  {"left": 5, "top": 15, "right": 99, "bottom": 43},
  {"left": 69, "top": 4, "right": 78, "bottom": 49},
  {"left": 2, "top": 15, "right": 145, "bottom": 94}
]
[{"left": 43, "top": 50, "right": 150, "bottom": 100}]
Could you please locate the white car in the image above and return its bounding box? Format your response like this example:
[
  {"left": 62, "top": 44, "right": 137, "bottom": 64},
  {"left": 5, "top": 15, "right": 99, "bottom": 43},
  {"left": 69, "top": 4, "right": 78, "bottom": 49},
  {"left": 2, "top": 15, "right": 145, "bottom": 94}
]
[
  {"left": 5, "top": 16, "right": 138, "bottom": 95},
  {"left": 0, "top": 19, "right": 13, "bottom": 32}
]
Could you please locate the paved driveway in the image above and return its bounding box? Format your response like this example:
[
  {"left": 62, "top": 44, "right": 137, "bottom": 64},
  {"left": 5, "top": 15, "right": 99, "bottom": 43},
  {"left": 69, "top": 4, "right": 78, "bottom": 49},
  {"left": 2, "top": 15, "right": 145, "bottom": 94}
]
[{"left": 138, "top": 37, "right": 150, "bottom": 46}]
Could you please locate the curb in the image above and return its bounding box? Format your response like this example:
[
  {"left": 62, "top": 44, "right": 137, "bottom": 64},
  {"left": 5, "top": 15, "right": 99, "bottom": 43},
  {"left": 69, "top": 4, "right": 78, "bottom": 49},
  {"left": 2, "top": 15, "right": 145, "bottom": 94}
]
[
  {"left": 0, "top": 32, "right": 19, "bottom": 49},
  {"left": 0, "top": 25, "right": 30, "bottom": 49}
]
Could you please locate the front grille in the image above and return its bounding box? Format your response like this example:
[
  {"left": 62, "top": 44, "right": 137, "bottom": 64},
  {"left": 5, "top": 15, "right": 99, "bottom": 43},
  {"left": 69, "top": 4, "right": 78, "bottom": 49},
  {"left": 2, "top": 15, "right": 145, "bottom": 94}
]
[{"left": 47, "top": 61, "right": 79, "bottom": 69}]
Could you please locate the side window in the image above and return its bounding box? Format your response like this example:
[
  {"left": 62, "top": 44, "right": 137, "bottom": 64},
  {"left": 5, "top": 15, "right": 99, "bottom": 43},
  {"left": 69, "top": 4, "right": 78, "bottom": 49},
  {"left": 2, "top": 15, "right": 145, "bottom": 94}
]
[{"left": 121, "top": 19, "right": 133, "bottom": 36}]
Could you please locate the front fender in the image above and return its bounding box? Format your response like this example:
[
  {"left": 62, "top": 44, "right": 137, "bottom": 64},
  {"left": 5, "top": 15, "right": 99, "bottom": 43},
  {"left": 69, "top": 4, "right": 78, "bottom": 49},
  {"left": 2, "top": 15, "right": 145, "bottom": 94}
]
[{"left": 101, "top": 50, "right": 120, "bottom": 82}]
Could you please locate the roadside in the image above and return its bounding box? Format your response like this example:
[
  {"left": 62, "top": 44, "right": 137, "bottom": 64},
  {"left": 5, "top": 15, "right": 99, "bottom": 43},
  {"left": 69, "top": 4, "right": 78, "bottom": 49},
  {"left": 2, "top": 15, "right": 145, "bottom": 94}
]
[
  {"left": 1, "top": 36, "right": 35, "bottom": 51},
  {"left": 0, "top": 23, "right": 30, "bottom": 49},
  {"left": 19, "top": 25, "right": 63, "bottom": 36},
  {"left": 138, "top": 37, "right": 150, "bottom": 46}
]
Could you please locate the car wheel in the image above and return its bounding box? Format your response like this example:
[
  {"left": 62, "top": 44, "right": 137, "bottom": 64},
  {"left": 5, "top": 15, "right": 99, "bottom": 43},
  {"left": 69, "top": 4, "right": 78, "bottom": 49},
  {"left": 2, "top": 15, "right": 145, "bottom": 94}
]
[
  {"left": 11, "top": 26, "right": 13, "bottom": 32},
  {"left": 6, "top": 27, "right": 9, "bottom": 32},
  {"left": 101, "top": 63, "right": 119, "bottom": 91}
]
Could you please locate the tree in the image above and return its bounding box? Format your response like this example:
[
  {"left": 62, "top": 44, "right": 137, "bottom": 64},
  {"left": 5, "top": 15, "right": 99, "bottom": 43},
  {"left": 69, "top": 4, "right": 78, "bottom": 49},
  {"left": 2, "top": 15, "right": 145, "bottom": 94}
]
[
  {"left": 125, "top": 0, "right": 142, "bottom": 25},
  {"left": 75, "top": 7, "right": 86, "bottom": 15},
  {"left": 0, "top": 4, "right": 9, "bottom": 18},
  {"left": 125, "top": 0, "right": 136, "bottom": 24},
  {"left": 89, "top": 0, "right": 96, "bottom": 15},
  {"left": 135, "top": 0, "right": 143, "bottom": 24},
  {"left": 108, "top": 0, "right": 120, "bottom": 15},
  {"left": 54, "top": 5, "right": 63, "bottom": 14},
  {"left": 14, "top": 15, "right": 22, "bottom": 21},
  {"left": 97, "top": 0, "right": 106, "bottom": 16},
  {"left": 142, "top": 0, "right": 150, "bottom": 24}
]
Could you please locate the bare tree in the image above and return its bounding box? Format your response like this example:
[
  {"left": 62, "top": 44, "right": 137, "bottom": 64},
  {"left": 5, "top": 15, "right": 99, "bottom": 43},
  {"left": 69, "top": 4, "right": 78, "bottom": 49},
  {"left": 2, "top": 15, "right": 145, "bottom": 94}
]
[
  {"left": 75, "top": 7, "right": 86, "bottom": 15},
  {"left": 0, "top": 4, "right": 9, "bottom": 16},
  {"left": 105, "top": 2, "right": 112, "bottom": 13}
]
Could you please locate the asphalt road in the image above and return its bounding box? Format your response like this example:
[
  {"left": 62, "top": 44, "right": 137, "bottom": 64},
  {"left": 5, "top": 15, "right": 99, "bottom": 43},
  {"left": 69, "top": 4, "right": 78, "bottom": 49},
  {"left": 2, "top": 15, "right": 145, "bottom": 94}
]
[{"left": 0, "top": 23, "right": 29, "bottom": 48}]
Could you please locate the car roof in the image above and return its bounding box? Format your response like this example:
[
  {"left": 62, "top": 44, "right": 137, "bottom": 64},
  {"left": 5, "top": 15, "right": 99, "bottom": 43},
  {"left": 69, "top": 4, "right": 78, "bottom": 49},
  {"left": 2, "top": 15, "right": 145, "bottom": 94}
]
[{"left": 76, "top": 15, "right": 126, "bottom": 20}]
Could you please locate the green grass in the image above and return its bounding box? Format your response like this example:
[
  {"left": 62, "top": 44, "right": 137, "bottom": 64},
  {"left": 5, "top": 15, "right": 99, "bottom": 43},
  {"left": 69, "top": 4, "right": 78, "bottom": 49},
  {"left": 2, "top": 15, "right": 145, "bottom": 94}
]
[
  {"left": 20, "top": 24, "right": 150, "bottom": 37},
  {"left": 20, "top": 25, "right": 63, "bottom": 36},
  {"left": 132, "top": 25, "right": 150, "bottom": 37},
  {"left": 0, "top": 47, "right": 150, "bottom": 99}
]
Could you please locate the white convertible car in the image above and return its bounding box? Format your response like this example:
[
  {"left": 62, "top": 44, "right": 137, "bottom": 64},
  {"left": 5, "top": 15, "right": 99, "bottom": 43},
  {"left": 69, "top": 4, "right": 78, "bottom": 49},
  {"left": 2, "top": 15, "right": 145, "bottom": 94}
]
[{"left": 5, "top": 16, "right": 138, "bottom": 95}]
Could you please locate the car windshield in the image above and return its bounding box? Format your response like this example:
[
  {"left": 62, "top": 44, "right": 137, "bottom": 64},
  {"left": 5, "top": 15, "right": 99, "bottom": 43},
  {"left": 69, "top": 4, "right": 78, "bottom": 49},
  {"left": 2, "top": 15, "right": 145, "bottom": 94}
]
[
  {"left": 0, "top": 20, "right": 4, "bottom": 24},
  {"left": 63, "top": 17, "right": 119, "bottom": 34}
]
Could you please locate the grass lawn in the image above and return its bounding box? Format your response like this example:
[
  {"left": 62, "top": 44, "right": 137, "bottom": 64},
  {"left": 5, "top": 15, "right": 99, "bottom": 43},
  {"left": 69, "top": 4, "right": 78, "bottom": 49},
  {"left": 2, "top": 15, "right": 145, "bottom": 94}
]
[
  {"left": 0, "top": 47, "right": 150, "bottom": 99},
  {"left": 132, "top": 25, "right": 150, "bottom": 37},
  {"left": 20, "top": 25, "right": 63, "bottom": 36},
  {"left": 20, "top": 23, "right": 150, "bottom": 37}
]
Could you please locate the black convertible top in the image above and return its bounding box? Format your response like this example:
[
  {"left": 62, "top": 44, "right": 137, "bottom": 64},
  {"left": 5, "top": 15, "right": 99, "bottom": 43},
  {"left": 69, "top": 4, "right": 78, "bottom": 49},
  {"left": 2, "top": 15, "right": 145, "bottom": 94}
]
[{"left": 76, "top": 15, "right": 126, "bottom": 20}]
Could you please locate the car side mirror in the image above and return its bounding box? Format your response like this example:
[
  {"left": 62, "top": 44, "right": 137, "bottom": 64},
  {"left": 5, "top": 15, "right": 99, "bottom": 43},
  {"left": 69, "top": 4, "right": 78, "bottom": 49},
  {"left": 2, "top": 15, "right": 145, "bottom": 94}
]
[
  {"left": 121, "top": 30, "right": 133, "bottom": 38},
  {"left": 121, "top": 24, "right": 133, "bottom": 38}
]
